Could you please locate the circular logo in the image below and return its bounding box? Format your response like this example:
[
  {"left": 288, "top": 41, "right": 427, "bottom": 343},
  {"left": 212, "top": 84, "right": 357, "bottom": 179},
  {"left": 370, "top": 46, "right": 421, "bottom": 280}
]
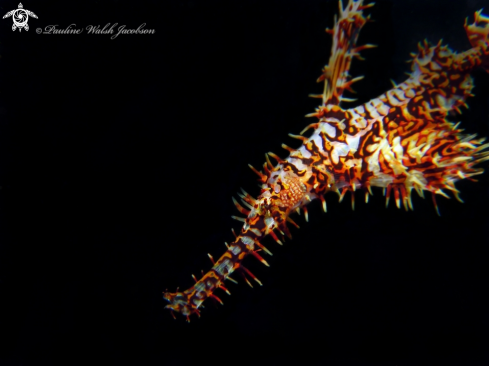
[{"left": 12, "top": 9, "right": 28, "bottom": 28}]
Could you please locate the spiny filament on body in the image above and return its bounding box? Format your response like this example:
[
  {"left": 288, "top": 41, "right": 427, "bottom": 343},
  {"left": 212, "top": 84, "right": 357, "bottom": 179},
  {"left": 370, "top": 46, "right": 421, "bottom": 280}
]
[{"left": 163, "top": 0, "right": 489, "bottom": 321}]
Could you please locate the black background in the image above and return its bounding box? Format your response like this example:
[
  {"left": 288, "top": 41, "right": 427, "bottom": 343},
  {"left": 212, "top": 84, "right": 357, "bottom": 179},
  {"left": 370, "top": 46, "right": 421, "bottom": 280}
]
[{"left": 1, "top": 0, "right": 488, "bottom": 365}]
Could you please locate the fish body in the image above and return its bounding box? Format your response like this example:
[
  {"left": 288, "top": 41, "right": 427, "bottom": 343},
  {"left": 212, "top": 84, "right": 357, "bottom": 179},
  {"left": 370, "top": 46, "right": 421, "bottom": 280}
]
[{"left": 163, "top": 0, "right": 489, "bottom": 321}]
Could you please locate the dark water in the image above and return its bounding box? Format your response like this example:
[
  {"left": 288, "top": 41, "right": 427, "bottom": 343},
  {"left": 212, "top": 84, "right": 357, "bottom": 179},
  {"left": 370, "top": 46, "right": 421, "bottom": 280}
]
[{"left": 1, "top": 0, "right": 488, "bottom": 365}]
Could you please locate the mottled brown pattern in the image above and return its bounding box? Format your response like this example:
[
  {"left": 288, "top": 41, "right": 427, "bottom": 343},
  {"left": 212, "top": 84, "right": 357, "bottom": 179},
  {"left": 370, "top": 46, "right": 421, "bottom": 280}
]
[{"left": 163, "top": 0, "right": 489, "bottom": 320}]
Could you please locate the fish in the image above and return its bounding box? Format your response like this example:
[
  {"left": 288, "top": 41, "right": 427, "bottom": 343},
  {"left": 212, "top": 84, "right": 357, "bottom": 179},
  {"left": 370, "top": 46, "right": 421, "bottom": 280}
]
[{"left": 163, "top": 0, "right": 489, "bottom": 321}]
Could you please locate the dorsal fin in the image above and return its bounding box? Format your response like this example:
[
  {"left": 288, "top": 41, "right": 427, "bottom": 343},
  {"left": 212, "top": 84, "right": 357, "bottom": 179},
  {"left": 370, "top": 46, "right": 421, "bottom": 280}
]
[{"left": 317, "top": 0, "right": 375, "bottom": 106}]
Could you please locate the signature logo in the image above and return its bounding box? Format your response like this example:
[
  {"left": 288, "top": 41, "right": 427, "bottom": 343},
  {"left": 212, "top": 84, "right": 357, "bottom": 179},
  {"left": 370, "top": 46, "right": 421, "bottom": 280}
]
[{"left": 3, "top": 3, "right": 38, "bottom": 32}]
